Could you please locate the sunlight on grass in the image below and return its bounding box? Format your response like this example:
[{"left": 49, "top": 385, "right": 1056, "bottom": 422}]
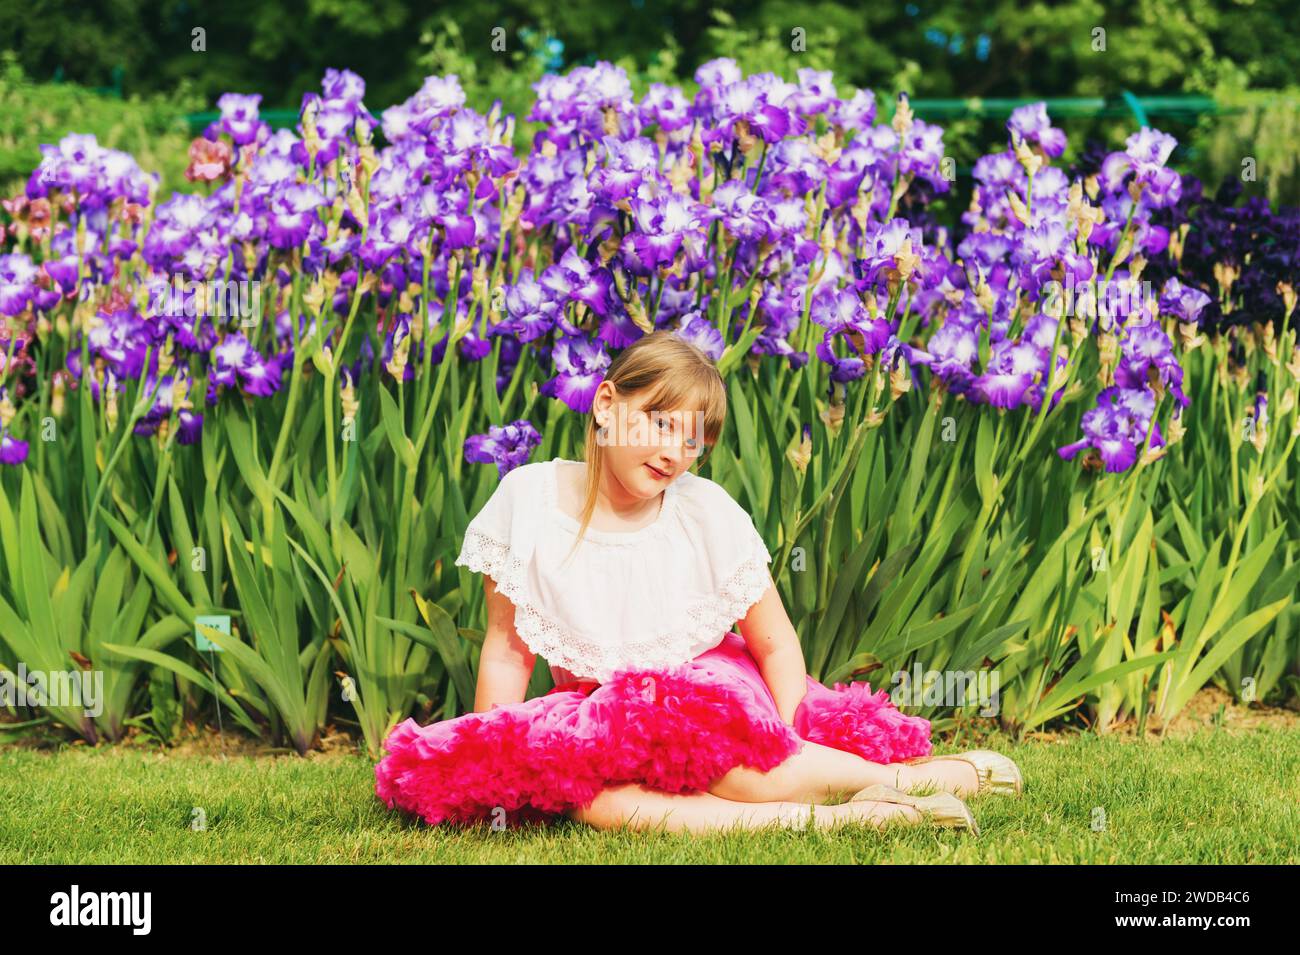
[{"left": 3, "top": 727, "right": 1296, "bottom": 864}]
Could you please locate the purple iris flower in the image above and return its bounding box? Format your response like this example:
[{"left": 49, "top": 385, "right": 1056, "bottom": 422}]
[
  {"left": 821, "top": 143, "right": 873, "bottom": 209},
  {"left": 958, "top": 231, "right": 1015, "bottom": 272},
  {"left": 1059, "top": 387, "right": 1165, "bottom": 472},
  {"left": 857, "top": 219, "right": 924, "bottom": 289},
  {"left": 899, "top": 119, "right": 950, "bottom": 192},
  {"left": 1007, "top": 103, "right": 1066, "bottom": 158},
  {"left": 701, "top": 78, "right": 796, "bottom": 148},
  {"left": 321, "top": 68, "right": 367, "bottom": 107},
  {"left": 926, "top": 320, "right": 980, "bottom": 394},
  {"left": 30, "top": 134, "right": 102, "bottom": 198},
  {"left": 541, "top": 248, "right": 614, "bottom": 317},
  {"left": 266, "top": 183, "right": 326, "bottom": 249},
  {"left": 42, "top": 255, "right": 80, "bottom": 295},
  {"left": 360, "top": 208, "right": 417, "bottom": 269},
  {"left": 465, "top": 419, "right": 543, "bottom": 477},
  {"left": 593, "top": 299, "right": 644, "bottom": 350},
  {"left": 0, "top": 254, "right": 38, "bottom": 315},
  {"left": 621, "top": 224, "right": 682, "bottom": 276},
  {"left": 970, "top": 344, "right": 1037, "bottom": 409},
  {"left": 458, "top": 322, "right": 494, "bottom": 362},
  {"left": 1115, "top": 320, "right": 1189, "bottom": 407},
  {"left": 672, "top": 312, "right": 724, "bottom": 361},
  {"left": 215, "top": 93, "right": 266, "bottom": 146},
  {"left": 500, "top": 269, "right": 563, "bottom": 342},
  {"left": 1021, "top": 313, "right": 1061, "bottom": 352},
  {"left": 623, "top": 192, "right": 708, "bottom": 276},
  {"left": 208, "top": 333, "right": 286, "bottom": 399},
  {"left": 380, "top": 316, "right": 415, "bottom": 382},
  {"left": 973, "top": 150, "right": 1026, "bottom": 191},
  {"left": 530, "top": 62, "right": 634, "bottom": 145},
  {"left": 539, "top": 334, "right": 611, "bottom": 413},
  {"left": 710, "top": 180, "right": 771, "bottom": 241},
  {"left": 1014, "top": 220, "right": 1094, "bottom": 294},
  {"left": 815, "top": 336, "right": 867, "bottom": 383},
  {"left": 0, "top": 431, "right": 28, "bottom": 466},
  {"left": 691, "top": 57, "right": 744, "bottom": 117},
  {"left": 382, "top": 75, "right": 466, "bottom": 141},
  {"left": 639, "top": 83, "right": 691, "bottom": 132},
  {"left": 1158, "top": 277, "right": 1212, "bottom": 325},
  {"left": 810, "top": 285, "right": 866, "bottom": 331},
  {"left": 437, "top": 212, "right": 476, "bottom": 249},
  {"left": 85, "top": 305, "right": 157, "bottom": 380},
  {"left": 789, "top": 68, "right": 838, "bottom": 117},
  {"left": 132, "top": 372, "right": 203, "bottom": 444},
  {"left": 589, "top": 136, "right": 658, "bottom": 205},
  {"left": 827, "top": 89, "right": 874, "bottom": 134},
  {"left": 1099, "top": 128, "right": 1182, "bottom": 207}
]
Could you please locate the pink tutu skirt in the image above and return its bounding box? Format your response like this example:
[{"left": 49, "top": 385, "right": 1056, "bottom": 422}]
[{"left": 374, "top": 632, "right": 933, "bottom": 828}]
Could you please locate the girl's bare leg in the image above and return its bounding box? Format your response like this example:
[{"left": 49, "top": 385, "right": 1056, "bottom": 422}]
[
  {"left": 566, "top": 782, "right": 921, "bottom": 835},
  {"left": 707, "top": 739, "right": 982, "bottom": 803}
]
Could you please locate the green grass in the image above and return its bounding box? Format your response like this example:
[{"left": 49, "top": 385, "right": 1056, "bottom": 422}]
[{"left": 3, "top": 725, "right": 1297, "bottom": 864}]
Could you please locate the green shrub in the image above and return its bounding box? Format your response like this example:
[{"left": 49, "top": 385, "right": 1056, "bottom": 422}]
[{"left": 0, "top": 50, "right": 201, "bottom": 199}]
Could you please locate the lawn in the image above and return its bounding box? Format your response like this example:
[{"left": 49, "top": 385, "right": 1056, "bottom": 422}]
[{"left": 4, "top": 710, "right": 1297, "bottom": 864}]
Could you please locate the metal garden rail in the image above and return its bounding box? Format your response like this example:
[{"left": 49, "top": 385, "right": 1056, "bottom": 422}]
[{"left": 183, "top": 93, "right": 1233, "bottom": 135}]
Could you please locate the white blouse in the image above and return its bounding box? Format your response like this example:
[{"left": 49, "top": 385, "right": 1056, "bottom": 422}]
[{"left": 454, "top": 457, "right": 774, "bottom": 683}]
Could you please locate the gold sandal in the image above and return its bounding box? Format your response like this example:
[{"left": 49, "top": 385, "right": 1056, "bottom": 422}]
[
  {"left": 901, "top": 749, "right": 1023, "bottom": 798},
  {"left": 851, "top": 783, "right": 980, "bottom": 836}
]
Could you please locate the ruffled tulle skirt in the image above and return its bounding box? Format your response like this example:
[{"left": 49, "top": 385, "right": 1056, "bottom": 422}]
[{"left": 374, "top": 632, "right": 933, "bottom": 828}]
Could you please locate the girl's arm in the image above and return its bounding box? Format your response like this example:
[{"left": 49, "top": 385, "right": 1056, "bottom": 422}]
[
  {"left": 736, "top": 579, "right": 808, "bottom": 726},
  {"left": 472, "top": 574, "right": 537, "bottom": 712}
]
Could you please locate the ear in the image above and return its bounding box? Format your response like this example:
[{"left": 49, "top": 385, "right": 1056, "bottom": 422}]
[{"left": 591, "top": 380, "right": 613, "bottom": 424}]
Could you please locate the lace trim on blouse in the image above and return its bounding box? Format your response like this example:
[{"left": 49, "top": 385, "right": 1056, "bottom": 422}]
[{"left": 454, "top": 523, "right": 774, "bottom": 682}]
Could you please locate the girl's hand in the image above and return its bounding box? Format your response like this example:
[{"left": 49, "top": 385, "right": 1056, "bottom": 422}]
[
  {"left": 473, "top": 574, "right": 536, "bottom": 712},
  {"left": 737, "top": 579, "right": 808, "bottom": 726}
]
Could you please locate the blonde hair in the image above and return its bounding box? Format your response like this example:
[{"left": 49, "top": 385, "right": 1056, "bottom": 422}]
[{"left": 562, "top": 330, "right": 727, "bottom": 564}]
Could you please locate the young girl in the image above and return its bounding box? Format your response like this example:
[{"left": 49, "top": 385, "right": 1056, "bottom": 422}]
[{"left": 374, "top": 330, "right": 1022, "bottom": 835}]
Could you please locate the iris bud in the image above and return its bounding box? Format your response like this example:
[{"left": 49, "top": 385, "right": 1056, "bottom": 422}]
[
  {"left": 1213, "top": 262, "right": 1239, "bottom": 296},
  {"left": 1167, "top": 412, "right": 1186, "bottom": 446},
  {"left": 891, "top": 93, "right": 914, "bottom": 136},
  {"left": 889, "top": 360, "right": 912, "bottom": 400},
  {"left": 786, "top": 424, "right": 813, "bottom": 474},
  {"left": 1006, "top": 191, "right": 1030, "bottom": 225},
  {"left": 50, "top": 374, "right": 66, "bottom": 418},
  {"left": 341, "top": 375, "right": 360, "bottom": 422},
  {"left": 1177, "top": 322, "right": 1204, "bottom": 351},
  {"left": 1276, "top": 281, "right": 1296, "bottom": 320},
  {"left": 105, "top": 376, "right": 119, "bottom": 430},
  {"left": 311, "top": 344, "right": 334, "bottom": 377},
  {"left": 1261, "top": 321, "right": 1277, "bottom": 361},
  {"left": 1012, "top": 136, "right": 1043, "bottom": 176}
]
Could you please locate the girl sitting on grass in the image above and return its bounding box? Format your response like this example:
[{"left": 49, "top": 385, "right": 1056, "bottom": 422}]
[{"left": 375, "top": 330, "right": 1022, "bottom": 835}]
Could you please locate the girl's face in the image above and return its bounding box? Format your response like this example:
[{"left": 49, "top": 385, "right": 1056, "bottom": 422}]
[{"left": 591, "top": 382, "right": 708, "bottom": 500}]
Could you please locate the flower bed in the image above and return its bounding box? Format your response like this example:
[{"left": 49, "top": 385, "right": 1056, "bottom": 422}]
[{"left": 0, "top": 60, "right": 1296, "bottom": 758}]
